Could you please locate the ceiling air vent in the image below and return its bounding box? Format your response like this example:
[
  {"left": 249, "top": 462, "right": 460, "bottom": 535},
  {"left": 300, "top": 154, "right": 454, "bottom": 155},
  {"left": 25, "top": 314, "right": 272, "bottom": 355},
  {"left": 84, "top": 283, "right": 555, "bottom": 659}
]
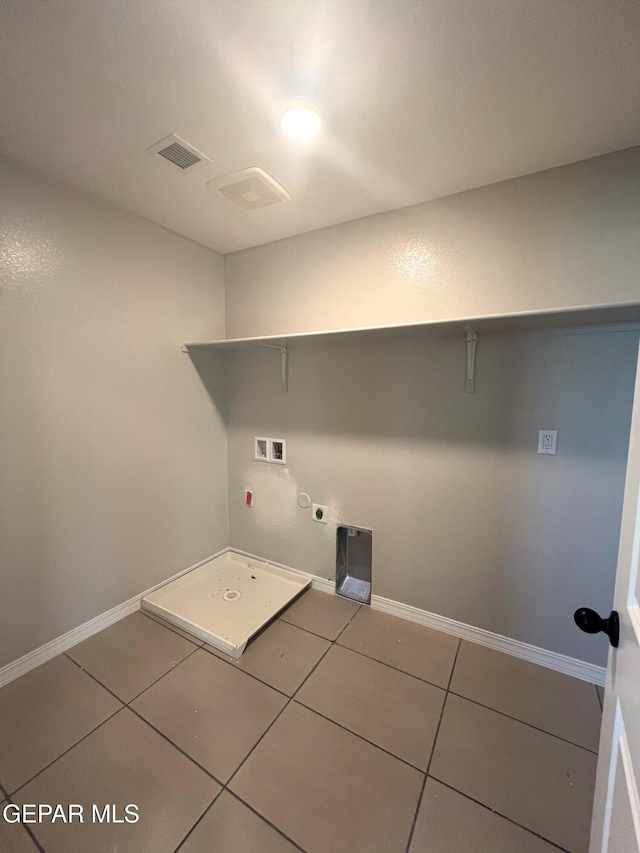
[
  {"left": 145, "top": 134, "right": 210, "bottom": 172},
  {"left": 208, "top": 167, "right": 291, "bottom": 210}
]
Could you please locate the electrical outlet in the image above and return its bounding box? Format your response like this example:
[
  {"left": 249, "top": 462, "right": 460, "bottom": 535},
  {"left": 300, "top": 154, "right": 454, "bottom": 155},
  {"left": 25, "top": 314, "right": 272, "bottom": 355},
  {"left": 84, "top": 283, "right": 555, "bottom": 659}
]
[
  {"left": 538, "top": 430, "right": 558, "bottom": 455},
  {"left": 312, "top": 504, "right": 327, "bottom": 523}
]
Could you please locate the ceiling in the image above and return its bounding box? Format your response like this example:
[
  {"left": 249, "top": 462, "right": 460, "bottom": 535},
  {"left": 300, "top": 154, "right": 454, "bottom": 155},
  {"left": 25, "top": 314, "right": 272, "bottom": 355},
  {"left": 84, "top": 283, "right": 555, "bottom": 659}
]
[{"left": 1, "top": 0, "right": 639, "bottom": 254}]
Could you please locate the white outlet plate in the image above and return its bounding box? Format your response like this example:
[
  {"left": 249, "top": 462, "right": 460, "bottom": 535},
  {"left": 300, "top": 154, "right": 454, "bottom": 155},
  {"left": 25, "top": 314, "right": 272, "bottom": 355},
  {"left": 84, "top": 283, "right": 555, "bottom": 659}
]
[
  {"left": 312, "top": 504, "right": 328, "bottom": 523},
  {"left": 538, "top": 430, "right": 558, "bottom": 455}
]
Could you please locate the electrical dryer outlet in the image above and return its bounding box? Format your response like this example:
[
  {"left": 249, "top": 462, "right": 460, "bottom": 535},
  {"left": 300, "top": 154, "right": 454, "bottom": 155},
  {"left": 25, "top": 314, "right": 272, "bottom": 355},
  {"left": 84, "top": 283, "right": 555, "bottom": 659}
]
[{"left": 312, "top": 504, "right": 328, "bottom": 523}]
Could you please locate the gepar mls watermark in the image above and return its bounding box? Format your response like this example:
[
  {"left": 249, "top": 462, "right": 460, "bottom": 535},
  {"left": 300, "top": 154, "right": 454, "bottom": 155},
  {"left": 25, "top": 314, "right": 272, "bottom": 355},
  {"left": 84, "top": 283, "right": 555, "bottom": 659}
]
[{"left": 2, "top": 803, "right": 139, "bottom": 824}]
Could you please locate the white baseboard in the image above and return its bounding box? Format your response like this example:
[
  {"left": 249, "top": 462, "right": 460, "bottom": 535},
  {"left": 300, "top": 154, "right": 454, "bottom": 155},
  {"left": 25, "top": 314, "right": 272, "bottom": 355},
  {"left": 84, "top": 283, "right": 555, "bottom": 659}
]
[
  {"left": 0, "top": 549, "right": 228, "bottom": 689},
  {"left": 228, "top": 548, "right": 605, "bottom": 686},
  {"left": 369, "top": 593, "right": 606, "bottom": 686},
  {"left": 0, "top": 546, "right": 605, "bottom": 689}
]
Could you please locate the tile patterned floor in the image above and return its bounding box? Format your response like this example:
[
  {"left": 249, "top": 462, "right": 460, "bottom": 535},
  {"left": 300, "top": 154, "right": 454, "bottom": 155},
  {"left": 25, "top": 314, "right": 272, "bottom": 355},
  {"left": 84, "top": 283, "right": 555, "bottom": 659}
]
[{"left": 0, "top": 595, "right": 602, "bottom": 853}]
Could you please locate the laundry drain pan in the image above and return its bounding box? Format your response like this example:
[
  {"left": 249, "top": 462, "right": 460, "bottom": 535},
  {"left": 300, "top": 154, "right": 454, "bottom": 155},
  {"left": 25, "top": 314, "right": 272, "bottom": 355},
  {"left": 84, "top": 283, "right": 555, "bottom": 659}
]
[{"left": 142, "top": 552, "right": 310, "bottom": 658}]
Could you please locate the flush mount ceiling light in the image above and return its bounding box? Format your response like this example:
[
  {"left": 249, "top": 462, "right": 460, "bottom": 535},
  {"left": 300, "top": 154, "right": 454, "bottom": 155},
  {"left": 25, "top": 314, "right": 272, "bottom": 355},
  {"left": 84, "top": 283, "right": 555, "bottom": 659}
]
[{"left": 280, "top": 99, "right": 325, "bottom": 141}]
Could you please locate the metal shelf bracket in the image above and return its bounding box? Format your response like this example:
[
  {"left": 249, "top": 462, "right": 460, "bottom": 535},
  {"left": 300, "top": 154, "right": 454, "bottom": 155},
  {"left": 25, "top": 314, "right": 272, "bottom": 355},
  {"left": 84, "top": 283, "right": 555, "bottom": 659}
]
[
  {"left": 260, "top": 344, "right": 288, "bottom": 392},
  {"left": 465, "top": 325, "right": 478, "bottom": 393}
]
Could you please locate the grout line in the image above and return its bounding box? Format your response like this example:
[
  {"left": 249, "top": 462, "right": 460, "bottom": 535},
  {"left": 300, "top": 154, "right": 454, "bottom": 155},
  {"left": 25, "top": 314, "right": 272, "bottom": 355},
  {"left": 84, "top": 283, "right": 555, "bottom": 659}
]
[
  {"left": 446, "top": 640, "right": 462, "bottom": 692},
  {"left": 224, "top": 604, "right": 363, "bottom": 793},
  {"left": 291, "top": 610, "right": 361, "bottom": 690},
  {"left": 193, "top": 623, "right": 600, "bottom": 764},
  {"left": 223, "top": 603, "right": 439, "bottom": 782},
  {"left": 65, "top": 642, "right": 203, "bottom": 707},
  {"left": 24, "top": 828, "right": 47, "bottom": 853},
  {"left": 126, "top": 646, "right": 202, "bottom": 704},
  {"left": 291, "top": 699, "right": 426, "bottom": 773},
  {"left": 8, "top": 705, "right": 122, "bottom": 799},
  {"left": 223, "top": 702, "right": 297, "bottom": 811},
  {"left": 15, "top": 817, "right": 47, "bottom": 853},
  {"left": 126, "top": 705, "right": 225, "bottom": 788},
  {"left": 404, "top": 639, "right": 461, "bottom": 853},
  {"left": 286, "top": 627, "right": 598, "bottom": 758},
  {"left": 333, "top": 640, "right": 451, "bottom": 690},
  {"left": 277, "top": 594, "right": 361, "bottom": 643},
  {"left": 333, "top": 604, "right": 362, "bottom": 642},
  {"left": 62, "top": 652, "right": 127, "bottom": 705},
  {"left": 200, "top": 646, "right": 292, "bottom": 698},
  {"left": 220, "top": 608, "right": 365, "bottom": 850},
  {"left": 10, "top": 606, "right": 341, "bottom": 853},
  {"left": 10, "top": 648, "right": 207, "bottom": 801},
  {"left": 172, "top": 614, "right": 340, "bottom": 852},
  {"left": 221, "top": 791, "right": 308, "bottom": 853},
  {"left": 4, "top": 601, "right": 594, "bottom": 853},
  {"left": 2, "top": 781, "right": 46, "bottom": 852},
  {"left": 429, "top": 778, "right": 573, "bottom": 853},
  {"left": 419, "top": 646, "right": 583, "bottom": 853},
  {"left": 225, "top": 635, "right": 336, "bottom": 789},
  {"left": 446, "top": 690, "right": 599, "bottom": 755},
  {"left": 278, "top": 618, "right": 356, "bottom": 644},
  {"left": 13, "top": 642, "right": 304, "bottom": 852},
  {"left": 278, "top": 617, "right": 340, "bottom": 642},
  {"left": 172, "top": 789, "right": 223, "bottom": 853}
]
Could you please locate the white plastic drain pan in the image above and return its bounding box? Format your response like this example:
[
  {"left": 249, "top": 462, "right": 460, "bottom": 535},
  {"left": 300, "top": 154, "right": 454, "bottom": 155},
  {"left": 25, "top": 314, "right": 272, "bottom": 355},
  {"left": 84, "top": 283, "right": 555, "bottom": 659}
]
[{"left": 142, "top": 551, "right": 310, "bottom": 658}]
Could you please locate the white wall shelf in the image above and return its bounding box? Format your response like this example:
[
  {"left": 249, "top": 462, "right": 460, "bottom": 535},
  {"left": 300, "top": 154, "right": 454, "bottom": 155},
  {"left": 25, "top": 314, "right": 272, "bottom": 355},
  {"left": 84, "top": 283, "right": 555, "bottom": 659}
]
[
  {"left": 183, "top": 304, "right": 640, "bottom": 393},
  {"left": 182, "top": 303, "right": 640, "bottom": 353}
]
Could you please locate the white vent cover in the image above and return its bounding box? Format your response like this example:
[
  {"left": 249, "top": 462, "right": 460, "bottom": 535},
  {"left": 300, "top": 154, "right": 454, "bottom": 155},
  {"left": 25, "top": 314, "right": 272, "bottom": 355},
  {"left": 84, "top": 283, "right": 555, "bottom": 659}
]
[
  {"left": 208, "top": 168, "right": 291, "bottom": 210},
  {"left": 146, "top": 134, "right": 210, "bottom": 171}
]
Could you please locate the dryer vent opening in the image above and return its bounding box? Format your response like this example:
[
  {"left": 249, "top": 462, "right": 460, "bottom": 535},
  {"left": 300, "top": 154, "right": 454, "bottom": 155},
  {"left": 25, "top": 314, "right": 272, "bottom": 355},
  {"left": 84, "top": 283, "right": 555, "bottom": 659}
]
[{"left": 336, "top": 525, "right": 372, "bottom": 605}]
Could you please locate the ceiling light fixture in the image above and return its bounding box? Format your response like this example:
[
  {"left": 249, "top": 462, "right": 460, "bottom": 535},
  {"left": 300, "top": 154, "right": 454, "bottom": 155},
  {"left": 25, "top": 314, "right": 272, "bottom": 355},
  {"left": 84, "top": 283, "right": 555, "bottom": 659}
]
[{"left": 280, "top": 99, "right": 325, "bottom": 142}]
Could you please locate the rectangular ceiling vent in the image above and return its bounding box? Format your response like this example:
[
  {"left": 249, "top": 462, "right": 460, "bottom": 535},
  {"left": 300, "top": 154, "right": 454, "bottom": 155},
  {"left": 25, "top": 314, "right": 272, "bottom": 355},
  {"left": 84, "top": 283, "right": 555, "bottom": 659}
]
[{"left": 146, "top": 134, "right": 210, "bottom": 172}]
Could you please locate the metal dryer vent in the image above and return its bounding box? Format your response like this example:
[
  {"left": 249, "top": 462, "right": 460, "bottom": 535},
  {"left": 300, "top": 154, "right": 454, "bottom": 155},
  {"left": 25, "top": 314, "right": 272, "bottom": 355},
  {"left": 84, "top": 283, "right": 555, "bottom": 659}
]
[{"left": 336, "top": 525, "right": 372, "bottom": 605}]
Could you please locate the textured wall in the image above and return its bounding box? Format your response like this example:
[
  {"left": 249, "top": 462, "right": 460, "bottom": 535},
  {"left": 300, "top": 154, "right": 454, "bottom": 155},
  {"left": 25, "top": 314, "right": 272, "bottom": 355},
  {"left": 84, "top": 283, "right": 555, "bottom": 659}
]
[
  {"left": 225, "top": 148, "right": 640, "bottom": 338},
  {"left": 226, "top": 327, "right": 638, "bottom": 666},
  {"left": 3, "top": 144, "right": 639, "bottom": 670},
  {"left": 0, "top": 153, "right": 229, "bottom": 667}
]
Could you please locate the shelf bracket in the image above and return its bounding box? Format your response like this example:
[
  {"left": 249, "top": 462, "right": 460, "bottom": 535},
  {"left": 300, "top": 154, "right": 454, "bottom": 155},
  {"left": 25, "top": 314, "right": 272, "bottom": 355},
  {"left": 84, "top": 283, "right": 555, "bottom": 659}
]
[
  {"left": 280, "top": 346, "right": 288, "bottom": 392},
  {"left": 260, "top": 344, "right": 288, "bottom": 392},
  {"left": 465, "top": 325, "right": 478, "bottom": 393}
]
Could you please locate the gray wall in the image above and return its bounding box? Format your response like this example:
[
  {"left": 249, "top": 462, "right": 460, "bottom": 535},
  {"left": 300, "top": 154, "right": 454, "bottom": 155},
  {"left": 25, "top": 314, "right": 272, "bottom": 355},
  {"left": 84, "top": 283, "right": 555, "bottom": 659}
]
[
  {"left": 225, "top": 147, "right": 640, "bottom": 338},
  {"left": 226, "top": 328, "right": 638, "bottom": 666},
  {"left": 0, "top": 153, "right": 229, "bottom": 667},
  {"left": 223, "top": 146, "right": 640, "bottom": 667},
  {"left": 3, "top": 145, "right": 638, "bottom": 670}
]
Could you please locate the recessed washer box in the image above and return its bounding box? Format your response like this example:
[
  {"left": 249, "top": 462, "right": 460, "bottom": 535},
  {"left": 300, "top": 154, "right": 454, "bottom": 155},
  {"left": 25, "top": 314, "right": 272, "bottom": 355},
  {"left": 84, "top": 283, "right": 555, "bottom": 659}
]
[
  {"left": 336, "top": 525, "right": 372, "bottom": 605},
  {"left": 142, "top": 551, "right": 310, "bottom": 658}
]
